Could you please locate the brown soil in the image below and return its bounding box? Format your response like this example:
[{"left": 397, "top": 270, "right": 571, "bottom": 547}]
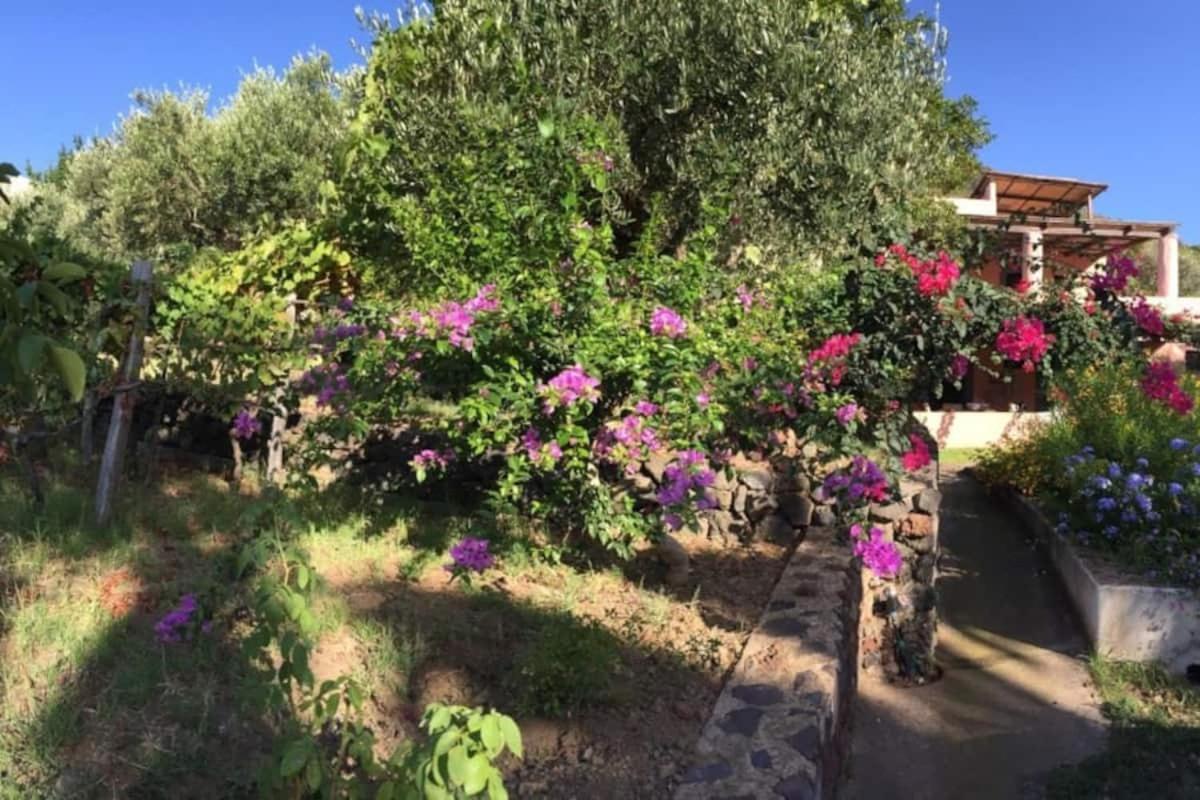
[{"left": 320, "top": 533, "right": 791, "bottom": 799}]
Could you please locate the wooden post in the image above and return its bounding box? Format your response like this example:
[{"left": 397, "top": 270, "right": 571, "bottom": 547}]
[
  {"left": 79, "top": 388, "right": 97, "bottom": 465},
  {"left": 94, "top": 261, "right": 153, "bottom": 526}
]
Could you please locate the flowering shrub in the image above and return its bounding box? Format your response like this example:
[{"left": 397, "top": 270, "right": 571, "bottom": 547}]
[{"left": 1056, "top": 444, "right": 1200, "bottom": 587}]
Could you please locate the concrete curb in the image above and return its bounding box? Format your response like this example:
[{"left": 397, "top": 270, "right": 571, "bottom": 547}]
[{"left": 997, "top": 486, "right": 1200, "bottom": 674}]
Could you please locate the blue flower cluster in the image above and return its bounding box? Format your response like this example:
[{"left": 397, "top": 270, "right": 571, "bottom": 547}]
[{"left": 1057, "top": 441, "right": 1200, "bottom": 587}]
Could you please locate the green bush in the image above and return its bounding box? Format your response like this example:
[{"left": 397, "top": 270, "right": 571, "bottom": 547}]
[{"left": 508, "top": 615, "right": 620, "bottom": 717}]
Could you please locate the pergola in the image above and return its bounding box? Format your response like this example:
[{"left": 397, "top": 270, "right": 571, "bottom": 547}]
[{"left": 947, "top": 170, "right": 1181, "bottom": 296}]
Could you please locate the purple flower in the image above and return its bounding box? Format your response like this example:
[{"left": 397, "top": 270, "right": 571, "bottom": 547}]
[
  {"left": 835, "top": 403, "right": 858, "bottom": 427},
  {"left": 736, "top": 285, "right": 758, "bottom": 312},
  {"left": 154, "top": 593, "right": 200, "bottom": 644},
  {"left": 521, "top": 428, "right": 563, "bottom": 466},
  {"left": 446, "top": 537, "right": 495, "bottom": 574},
  {"left": 1170, "top": 438, "right": 1189, "bottom": 452},
  {"left": 634, "top": 401, "right": 659, "bottom": 416},
  {"left": 231, "top": 409, "right": 261, "bottom": 440},
  {"left": 850, "top": 525, "right": 903, "bottom": 578},
  {"left": 649, "top": 306, "right": 688, "bottom": 338}
]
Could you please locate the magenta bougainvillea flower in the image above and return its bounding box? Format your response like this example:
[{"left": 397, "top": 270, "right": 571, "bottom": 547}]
[
  {"left": 1141, "top": 362, "right": 1194, "bottom": 414},
  {"left": 850, "top": 524, "right": 903, "bottom": 578},
  {"left": 521, "top": 428, "right": 564, "bottom": 467},
  {"left": 900, "top": 433, "right": 932, "bottom": 472},
  {"left": 649, "top": 306, "right": 688, "bottom": 337},
  {"left": 1090, "top": 250, "right": 1139, "bottom": 294},
  {"left": 1129, "top": 298, "right": 1165, "bottom": 337},
  {"left": 835, "top": 403, "right": 858, "bottom": 427},
  {"left": 539, "top": 364, "right": 601, "bottom": 413},
  {"left": 995, "top": 316, "right": 1054, "bottom": 372},
  {"left": 949, "top": 354, "right": 971, "bottom": 380},
  {"left": 594, "top": 405, "right": 661, "bottom": 474}
]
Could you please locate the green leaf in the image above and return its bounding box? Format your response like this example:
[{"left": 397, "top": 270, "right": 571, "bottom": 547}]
[
  {"left": 487, "top": 773, "right": 509, "bottom": 800},
  {"left": 497, "top": 715, "right": 522, "bottom": 758},
  {"left": 537, "top": 118, "right": 555, "bottom": 139},
  {"left": 480, "top": 715, "right": 502, "bottom": 754},
  {"left": 304, "top": 757, "right": 322, "bottom": 791},
  {"left": 463, "top": 754, "right": 491, "bottom": 795},
  {"left": 37, "top": 282, "right": 71, "bottom": 316},
  {"left": 446, "top": 745, "right": 470, "bottom": 786},
  {"left": 279, "top": 739, "right": 310, "bottom": 776},
  {"left": 17, "top": 333, "right": 45, "bottom": 373},
  {"left": 42, "top": 262, "right": 86, "bottom": 283}
]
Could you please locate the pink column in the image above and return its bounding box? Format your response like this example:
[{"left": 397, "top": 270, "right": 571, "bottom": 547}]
[{"left": 1157, "top": 231, "right": 1179, "bottom": 298}]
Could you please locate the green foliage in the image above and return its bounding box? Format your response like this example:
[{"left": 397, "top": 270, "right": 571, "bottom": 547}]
[
  {"left": 1047, "top": 658, "right": 1200, "bottom": 799},
  {"left": 507, "top": 615, "right": 619, "bottom": 717},
  {"left": 54, "top": 54, "right": 354, "bottom": 263},
  {"left": 390, "top": 704, "right": 523, "bottom": 800},
  {"left": 344, "top": 0, "right": 987, "bottom": 279},
  {"left": 237, "top": 495, "right": 521, "bottom": 799},
  {"left": 977, "top": 363, "right": 1200, "bottom": 499},
  {"left": 0, "top": 164, "right": 89, "bottom": 406}
]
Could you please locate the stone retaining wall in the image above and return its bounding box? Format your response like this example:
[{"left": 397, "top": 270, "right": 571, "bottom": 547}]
[
  {"left": 629, "top": 452, "right": 816, "bottom": 550},
  {"left": 857, "top": 439, "right": 942, "bottom": 682},
  {"left": 674, "top": 526, "right": 859, "bottom": 800}
]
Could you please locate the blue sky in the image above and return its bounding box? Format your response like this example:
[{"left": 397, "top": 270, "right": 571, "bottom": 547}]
[
  {"left": 912, "top": 0, "right": 1200, "bottom": 238},
  {"left": 4, "top": 2, "right": 1198, "bottom": 238}
]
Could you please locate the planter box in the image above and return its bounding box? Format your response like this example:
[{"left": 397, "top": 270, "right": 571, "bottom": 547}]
[{"left": 1005, "top": 490, "right": 1200, "bottom": 674}]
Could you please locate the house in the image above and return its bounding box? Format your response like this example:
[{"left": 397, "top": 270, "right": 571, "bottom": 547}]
[{"left": 919, "top": 170, "right": 1185, "bottom": 447}]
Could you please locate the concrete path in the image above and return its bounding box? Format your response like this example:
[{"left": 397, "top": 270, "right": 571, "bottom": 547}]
[{"left": 840, "top": 468, "right": 1106, "bottom": 800}]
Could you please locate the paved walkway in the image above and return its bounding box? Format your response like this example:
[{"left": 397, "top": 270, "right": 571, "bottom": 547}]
[{"left": 840, "top": 468, "right": 1106, "bottom": 800}]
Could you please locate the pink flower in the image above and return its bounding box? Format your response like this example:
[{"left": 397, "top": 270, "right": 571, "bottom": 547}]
[
  {"left": 696, "top": 392, "right": 711, "bottom": 408},
  {"left": 521, "top": 428, "right": 563, "bottom": 466},
  {"left": 735, "top": 284, "right": 766, "bottom": 312},
  {"left": 634, "top": 400, "right": 659, "bottom": 416},
  {"left": 835, "top": 403, "right": 858, "bottom": 427},
  {"left": 1141, "top": 362, "right": 1194, "bottom": 414},
  {"left": 1129, "top": 297, "right": 1165, "bottom": 337},
  {"left": 995, "top": 317, "right": 1054, "bottom": 367},
  {"left": 539, "top": 364, "right": 601, "bottom": 413},
  {"left": 650, "top": 306, "right": 688, "bottom": 338},
  {"left": 900, "top": 433, "right": 931, "bottom": 472},
  {"left": 950, "top": 354, "right": 970, "bottom": 380}
]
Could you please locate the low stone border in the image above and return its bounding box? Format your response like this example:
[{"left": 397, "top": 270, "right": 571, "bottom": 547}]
[
  {"left": 999, "top": 485, "right": 1200, "bottom": 674},
  {"left": 674, "top": 526, "right": 859, "bottom": 800}
]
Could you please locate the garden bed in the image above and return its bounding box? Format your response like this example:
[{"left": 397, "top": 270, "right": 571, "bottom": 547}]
[
  {"left": 0, "top": 466, "right": 793, "bottom": 798},
  {"left": 1000, "top": 487, "right": 1200, "bottom": 674}
]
